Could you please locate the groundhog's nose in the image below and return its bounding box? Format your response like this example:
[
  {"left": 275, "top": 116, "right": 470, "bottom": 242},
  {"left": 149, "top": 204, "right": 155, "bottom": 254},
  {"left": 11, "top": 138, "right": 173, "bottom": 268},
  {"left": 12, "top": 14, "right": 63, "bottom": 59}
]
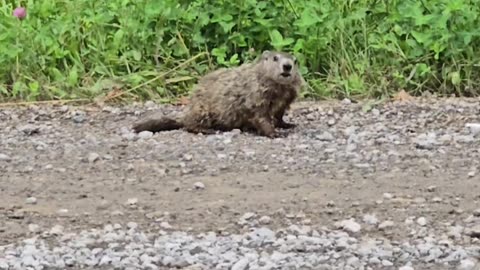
[{"left": 283, "top": 63, "right": 292, "bottom": 72}]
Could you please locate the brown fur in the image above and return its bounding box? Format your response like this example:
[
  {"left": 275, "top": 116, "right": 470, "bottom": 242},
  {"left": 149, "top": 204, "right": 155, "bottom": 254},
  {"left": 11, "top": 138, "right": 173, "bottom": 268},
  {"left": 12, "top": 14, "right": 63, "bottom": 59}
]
[{"left": 132, "top": 50, "right": 305, "bottom": 138}]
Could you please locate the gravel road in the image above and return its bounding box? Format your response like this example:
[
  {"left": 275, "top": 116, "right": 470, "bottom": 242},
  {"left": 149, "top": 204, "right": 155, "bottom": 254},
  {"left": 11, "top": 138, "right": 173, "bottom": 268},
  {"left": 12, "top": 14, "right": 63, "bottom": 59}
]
[{"left": 1, "top": 97, "right": 480, "bottom": 270}]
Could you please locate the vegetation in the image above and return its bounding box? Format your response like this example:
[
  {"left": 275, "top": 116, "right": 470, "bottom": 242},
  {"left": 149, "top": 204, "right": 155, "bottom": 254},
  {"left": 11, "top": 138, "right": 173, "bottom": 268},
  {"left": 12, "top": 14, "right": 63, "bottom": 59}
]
[{"left": 1, "top": 0, "right": 480, "bottom": 103}]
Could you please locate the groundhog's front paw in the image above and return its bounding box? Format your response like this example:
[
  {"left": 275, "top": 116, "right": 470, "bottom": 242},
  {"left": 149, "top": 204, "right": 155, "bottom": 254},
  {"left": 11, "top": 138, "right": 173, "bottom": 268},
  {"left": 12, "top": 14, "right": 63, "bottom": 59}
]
[
  {"left": 277, "top": 121, "right": 296, "bottom": 129},
  {"left": 267, "top": 132, "right": 278, "bottom": 138}
]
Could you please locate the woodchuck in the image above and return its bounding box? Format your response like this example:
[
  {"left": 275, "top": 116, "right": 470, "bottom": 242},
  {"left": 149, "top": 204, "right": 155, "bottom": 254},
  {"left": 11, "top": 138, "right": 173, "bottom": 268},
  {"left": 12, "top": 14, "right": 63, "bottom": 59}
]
[{"left": 132, "top": 50, "right": 305, "bottom": 138}]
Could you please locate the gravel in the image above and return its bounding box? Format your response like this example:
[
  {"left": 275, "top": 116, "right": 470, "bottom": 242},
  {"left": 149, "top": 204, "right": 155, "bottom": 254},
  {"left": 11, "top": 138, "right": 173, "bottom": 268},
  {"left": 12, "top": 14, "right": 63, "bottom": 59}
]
[
  {"left": 1, "top": 98, "right": 480, "bottom": 269},
  {"left": 335, "top": 219, "right": 362, "bottom": 234},
  {"left": 193, "top": 182, "right": 206, "bottom": 190},
  {"left": 417, "top": 217, "right": 428, "bottom": 227},
  {"left": 4, "top": 97, "right": 477, "bottom": 179},
  {"left": 0, "top": 221, "right": 479, "bottom": 270}
]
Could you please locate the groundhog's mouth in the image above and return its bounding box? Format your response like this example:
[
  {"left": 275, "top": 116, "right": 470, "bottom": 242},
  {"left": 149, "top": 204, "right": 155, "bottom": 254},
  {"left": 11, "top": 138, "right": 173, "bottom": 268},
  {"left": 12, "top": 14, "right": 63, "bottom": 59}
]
[{"left": 280, "top": 72, "right": 291, "bottom": 77}]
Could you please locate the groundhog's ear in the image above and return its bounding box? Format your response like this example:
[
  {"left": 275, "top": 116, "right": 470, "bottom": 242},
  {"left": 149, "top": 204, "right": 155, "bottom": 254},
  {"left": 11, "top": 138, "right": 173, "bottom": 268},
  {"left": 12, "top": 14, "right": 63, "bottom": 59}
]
[{"left": 261, "top": 50, "right": 271, "bottom": 59}]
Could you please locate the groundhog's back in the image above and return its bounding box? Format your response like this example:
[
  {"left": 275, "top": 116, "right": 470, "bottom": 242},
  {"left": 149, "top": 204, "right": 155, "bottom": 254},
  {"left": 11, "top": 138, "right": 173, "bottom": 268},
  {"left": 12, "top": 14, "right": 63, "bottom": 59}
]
[{"left": 186, "top": 63, "right": 263, "bottom": 124}]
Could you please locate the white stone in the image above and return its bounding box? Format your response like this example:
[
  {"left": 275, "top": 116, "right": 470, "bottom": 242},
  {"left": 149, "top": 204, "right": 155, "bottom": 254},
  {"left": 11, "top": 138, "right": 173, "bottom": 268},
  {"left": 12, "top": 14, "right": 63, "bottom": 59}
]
[
  {"left": 231, "top": 258, "right": 249, "bottom": 270},
  {"left": 25, "top": 197, "right": 37, "bottom": 204},
  {"left": 378, "top": 221, "right": 395, "bottom": 230},
  {"left": 259, "top": 216, "right": 272, "bottom": 225},
  {"left": 416, "top": 217, "right": 427, "bottom": 226},
  {"left": 381, "top": 259, "right": 393, "bottom": 266},
  {"left": 241, "top": 212, "right": 256, "bottom": 220},
  {"left": 336, "top": 219, "right": 361, "bottom": 233},
  {"left": 28, "top": 224, "right": 40, "bottom": 233},
  {"left": 0, "top": 154, "right": 11, "bottom": 161},
  {"left": 49, "top": 225, "right": 64, "bottom": 235},
  {"left": 193, "top": 182, "right": 205, "bottom": 190},
  {"left": 160, "top": 222, "right": 172, "bottom": 229},
  {"left": 88, "top": 152, "right": 100, "bottom": 163},
  {"left": 383, "top": 193, "right": 393, "bottom": 199},
  {"left": 138, "top": 131, "right": 153, "bottom": 139},
  {"left": 465, "top": 123, "right": 480, "bottom": 137},
  {"left": 126, "top": 198, "right": 138, "bottom": 205},
  {"left": 57, "top": 209, "right": 69, "bottom": 216},
  {"left": 459, "top": 259, "right": 477, "bottom": 270},
  {"left": 363, "top": 214, "right": 379, "bottom": 225}
]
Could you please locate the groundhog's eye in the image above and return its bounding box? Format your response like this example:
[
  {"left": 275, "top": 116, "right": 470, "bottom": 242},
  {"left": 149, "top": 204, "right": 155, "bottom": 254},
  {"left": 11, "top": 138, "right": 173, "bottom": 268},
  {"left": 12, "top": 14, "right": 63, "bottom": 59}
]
[
  {"left": 273, "top": 56, "right": 278, "bottom": 62},
  {"left": 294, "top": 59, "right": 298, "bottom": 65}
]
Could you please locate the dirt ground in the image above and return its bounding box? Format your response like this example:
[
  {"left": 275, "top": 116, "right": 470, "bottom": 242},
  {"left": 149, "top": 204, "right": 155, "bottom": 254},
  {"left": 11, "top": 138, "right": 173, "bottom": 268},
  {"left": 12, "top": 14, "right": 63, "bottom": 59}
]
[{"left": 0, "top": 97, "right": 480, "bottom": 266}]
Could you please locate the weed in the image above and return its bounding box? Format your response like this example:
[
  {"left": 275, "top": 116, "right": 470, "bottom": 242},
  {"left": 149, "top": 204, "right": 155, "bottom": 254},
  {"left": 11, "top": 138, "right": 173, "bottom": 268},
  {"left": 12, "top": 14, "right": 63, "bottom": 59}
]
[{"left": 1, "top": 0, "right": 480, "bottom": 102}]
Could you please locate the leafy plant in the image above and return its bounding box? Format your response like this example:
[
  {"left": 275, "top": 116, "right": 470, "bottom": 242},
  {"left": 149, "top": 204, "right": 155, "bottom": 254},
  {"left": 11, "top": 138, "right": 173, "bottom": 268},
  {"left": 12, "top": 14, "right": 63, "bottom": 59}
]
[{"left": 1, "top": 0, "right": 480, "bottom": 102}]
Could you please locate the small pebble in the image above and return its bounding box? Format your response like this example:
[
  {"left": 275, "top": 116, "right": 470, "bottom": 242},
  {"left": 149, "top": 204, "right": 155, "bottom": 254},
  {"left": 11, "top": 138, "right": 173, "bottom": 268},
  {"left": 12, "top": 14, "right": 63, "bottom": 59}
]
[
  {"left": 378, "top": 220, "right": 395, "bottom": 230},
  {"left": 465, "top": 123, "right": 480, "bottom": 137},
  {"left": 126, "top": 198, "right": 138, "bottom": 205},
  {"left": 341, "top": 98, "right": 352, "bottom": 105},
  {"left": 137, "top": 130, "right": 153, "bottom": 139},
  {"left": 28, "top": 224, "right": 40, "bottom": 233},
  {"left": 383, "top": 193, "right": 393, "bottom": 199},
  {"left": 111, "top": 210, "right": 124, "bottom": 216},
  {"left": 88, "top": 153, "right": 100, "bottom": 163},
  {"left": 336, "top": 219, "right": 361, "bottom": 233},
  {"left": 381, "top": 260, "right": 393, "bottom": 266},
  {"left": 193, "top": 182, "right": 205, "bottom": 190},
  {"left": 241, "top": 212, "right": 255, "bottom": 221},
  {"left": 183, "top": 154, "right": 193, "bottom": 161},
  {"left": 49, "top": 225, "right": 63, "bottom": 235},
  {"left": 57, "top": 209, "right": 69, "bottom": 216},
  {"left": 259, "top": 216, "right": 272, "bottom": 225},
  {"left": 126, "top": 222, "right": 138, "bottom": 229},
  {"left": 19, "top": 124, "right": 40, "bottom": 135},
  {"left": 0, "top": 153, "right": 11, "bottom": 161},
  {"left": 25, "top": 197, "right": 37, "bottom": 205},
  {"left": 459, "top": 259, "right": 477, "bottom": 270},
  {"left": 363, "top": 214, "right": 379, "bottom": 225},
  {"left": 316, "top": 132, "right": 335, "bottom": 141},
  {"left": 72, "top": 114, "right": 86, "bottom": 123},
  {"left": 160, "top": 222, "right": 172, "bottom": 229},
  {"left": 417, "top": 217, "right": 427, "bottom": 226},
  {"left": 467, "top": 225, "right": 480, "bottom": 238},
  {"left": 231, "top": 258, "right": 249, "bottom": 270},
  {"left": 144, "top": 100, "right": 156, "bottom": 108}
]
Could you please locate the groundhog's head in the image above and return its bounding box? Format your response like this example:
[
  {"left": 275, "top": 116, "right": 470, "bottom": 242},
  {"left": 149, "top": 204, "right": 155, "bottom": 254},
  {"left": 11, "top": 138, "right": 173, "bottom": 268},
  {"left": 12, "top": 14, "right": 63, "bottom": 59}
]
[{"left": 257, "top": 50, "right": 303, "bottom": 86}]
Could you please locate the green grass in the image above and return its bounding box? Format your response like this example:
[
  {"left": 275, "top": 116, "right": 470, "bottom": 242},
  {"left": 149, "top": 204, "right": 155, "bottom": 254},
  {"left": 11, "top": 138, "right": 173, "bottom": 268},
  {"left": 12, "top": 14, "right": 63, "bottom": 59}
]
[{"left": 1, "top": 0, "right": 480, "bottom": 103}]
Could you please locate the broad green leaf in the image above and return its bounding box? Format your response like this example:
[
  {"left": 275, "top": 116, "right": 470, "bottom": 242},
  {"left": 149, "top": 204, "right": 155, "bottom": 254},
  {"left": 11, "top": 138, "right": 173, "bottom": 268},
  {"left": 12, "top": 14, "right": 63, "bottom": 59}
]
[
  {"left": 450, "top": 71, "right": 461, "bottom": 86},
  {"left": 229, "top": 53, "right": 240, "bottom": 65},
  {"left": 269, "top": 30, "right": 284, "bottom": 44},
  {"left": 28, "top": 81, "right": 40, "bottom": 93},
  {"left": 132, "top": 50, "right": 142, "bottom": 61},
  {"left": 295, "top": 9, "right": 319, "bottom": 28},
  {"left": 219, "top": 22, "right": 235, "bottom": 33},
  {"left": 113, "top": 29, "right": 125, "bottom": 48},
  {"left": 68, "top": 68, "right": 79, "bottom": 86},
  {"left": 411, "top": 31, "right": 430, "bottom": 45}
]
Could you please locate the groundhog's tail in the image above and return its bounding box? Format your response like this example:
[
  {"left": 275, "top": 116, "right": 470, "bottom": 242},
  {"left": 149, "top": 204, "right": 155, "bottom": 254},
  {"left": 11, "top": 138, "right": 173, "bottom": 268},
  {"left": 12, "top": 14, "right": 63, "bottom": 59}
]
[{"left": 132, "top": 117, "right": 183, "bottom": 133}]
